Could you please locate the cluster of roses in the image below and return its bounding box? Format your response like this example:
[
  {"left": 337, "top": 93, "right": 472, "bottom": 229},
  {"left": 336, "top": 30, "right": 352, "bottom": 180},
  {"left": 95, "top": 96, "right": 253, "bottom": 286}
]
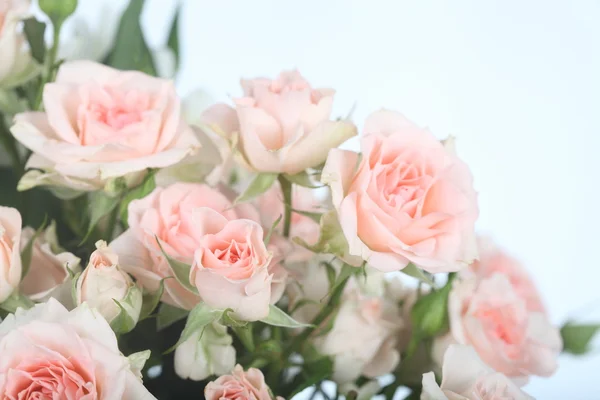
[{"left": 0, "top": 1, "right": 562, "bottom": 399}]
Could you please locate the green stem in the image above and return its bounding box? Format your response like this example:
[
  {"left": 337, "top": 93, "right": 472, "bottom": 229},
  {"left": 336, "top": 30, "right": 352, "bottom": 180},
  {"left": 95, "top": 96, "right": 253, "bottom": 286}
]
[
  {"left": 232, "top": 325, "right": 255, "bottom": 352},
  {"left": 0, "top": 115, "right": 22, "bottom": 176},
  {"left": 283, "top": 272, "right": 351, "bottom": 359},
  {"left": 278, "top": 175, "right": 292, "bottom": 238},
  {"left": 34, "top": 22, "right": 62, "bottom": 110}
]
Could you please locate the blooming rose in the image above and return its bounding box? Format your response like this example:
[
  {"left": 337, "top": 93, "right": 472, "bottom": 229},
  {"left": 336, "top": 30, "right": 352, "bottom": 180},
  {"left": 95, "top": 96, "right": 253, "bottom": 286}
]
[
  {"left": 75, "top": 241, "right": 142, "bottom": 326},
  {"left": 11, "top": 61, "right": 201, "bottom": 192},
  {"left": 313, "top": 288, "right": 402, "bottom": 383},
  {"left": 0, "top": 206, "right": 21, "bottom": 303},
  {"left": 175, "top": 322, "right": 236, "bottom": 381},
  {"left": 191, "top": 216, "right": 273, "bottom": 321},
  {"left": 448, "top": 273, "right": 562, "bottom": 380},
  {"left": 0, "top": 299, "right": 155, "bottom": 399},
  {"left": 19, "top": 221, "right": 81, "bottom": 307},
  {"left": 0, "top": 0, "right": 39, "bottom": 88},
  {"left": 205, "top": 364, "right": 282, "bottom": 400},
  {"left": 322, "top": 110, "right": 478, "bottom": 273},
  {"left": 203, "top": 70, "right": 356, "bottom": 174},
  {"left": 111, "top": 182, "right": 261, "bottom": 310},
  {"left": 467, "top": 237, "right": 545, "bottom": 312},
  {"left": 421, "top": 344, "right": 533, "bottom": 400}
]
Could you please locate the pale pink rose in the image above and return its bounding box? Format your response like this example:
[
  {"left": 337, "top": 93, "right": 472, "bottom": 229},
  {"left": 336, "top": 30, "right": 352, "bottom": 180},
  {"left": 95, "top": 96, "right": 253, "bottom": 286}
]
[
  {"left": 467, "top": 237, "right": 545, "bottom": 313},
  {"left": 448, "top": 273, "right": 562, "bottom": 380},
  {"left": 76, "top": 241, "right": 142, "bottom": 325},
  {"left": 205, "top": 364, "right": 281, "bottom": 400},
  {"left": 11, "top": 61, "right": 200, "bottom": 191},
  {"left": 322, "top": 110, "right": 478, "bottom": 273},
  {"left": 258, "top": 181, "right": 322, "bottom": 263},
  {"left": 111, "top": 182, "right": 260, "bottom": 310},
  {"left": 0, "top": 0, "right": 38, "bottom": 89},
  {"left": 0, "top": 298, "right": 155, "bottom": 399},
  {"left": 421, "top": 344, "right": 533, "bottom": 400},
  {"left": 313, "top": 288, "right": 402, "bottom": 384},
  {"left": 0, "top": 206, "right": 22, "bottom": 303},
  {"left": 19, "top": 222, "right": 81, "bottom": 307},
  {"left": 203, "top": 70, "right": 356, "bottom": 174},
  {"left": 191, "top": 216, "right": 273, "bottom": 321}
]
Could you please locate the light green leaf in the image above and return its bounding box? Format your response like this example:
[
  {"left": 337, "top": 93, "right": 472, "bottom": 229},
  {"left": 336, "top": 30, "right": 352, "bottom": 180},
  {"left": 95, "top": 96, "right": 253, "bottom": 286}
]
[
  {"left": 221, "top": 308, "right": 248, "bottom": 328},
  {"left": 20, "top": 216, "right": 48, "bottom": 280},
  {"left": 139, "top": 278, "right": 166, "bottom": 321},
  {"left": 293, "top": 210, "right": 351, "bottom": 259},
  {"left": 235, "top": 173, "right": 278, "bottom": 204},
  {"left": 155, "top": 237, "right": 198, "bottom": 294},
  {"left": 110, "top": 299, "right": 137, "bottom": 334},
  {"left": 127, "top": 350, "right": 151, "bottom": 373},
  {"left": 70, "top": 271, "right": 82, "bottom": 306},
  {"left": 0, "top": 292, "right": 35, "bottom": 313},
  {"left": 167, "top": 5, "right": 180, "bottom": 71},
  {"left": 167, "top": 302, "right": 221, "bottom": 352},
  {"left": 81, "top": 191, "right": 120, "bottom": 244},
  {"left": 156, "top": 303, "right": 188, "bottom": 331},
  {"left": 120, "top": 171, "right": 156, "bottom": 226},
  {"left": 107, "top": 0, "right": 157, "bottom": 75},
  {"left": 291, "top": 208, "right": 322, "bottom": 223},
  {"left": 282, "top": 171, "right": 323, "bottom": 188},
  {"left": 263, "top": 214, "right": 282, "bottom": 245},
  {"left": 261, "top": 305, "right": 313, "bottom": 328},
  {"left": 327, "top": 263, "right": 355, "bottom": 299},
  {"left": 401, "top": 263, "right": 436, "bottom": 287},
  {"left": 561, "top": 322, "right": 600, "bottom": 355},
  {"left": 23, "top": 18, "right": 47, "bottom": 64}
]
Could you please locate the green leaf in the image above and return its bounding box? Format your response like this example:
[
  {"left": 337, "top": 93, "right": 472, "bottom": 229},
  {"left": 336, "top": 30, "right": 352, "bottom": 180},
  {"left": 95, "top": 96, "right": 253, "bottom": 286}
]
[
  {"left": 155, "top": 236, "right": 198, "bottom": 294},
  {"left": 167, "top": 302, "right": 221, "bottom": 352},
  {"left": 288, "top": 356, "right": 334, "bottom": 398},
  {"left": 293, "top": 210, "right": 351, "bottom": 259},
  {"left": 140, "top": 278, "right": 166, "bottom": 321},
  {"left": 120, "top": 171, "right": 156, "bottom": 226},
  {"left": 235, "top": 173, "right": 278, "bottom": 204},
  {"left": 107, "top": 0, "right": 157, "bottom": 75},
  {"left": 167, "top": 5, "right": 181, "bottom": 71},
  {"left": 0, "top": 292, "right": 35, "bottom": 313},
  {"left": 110, "top": 299, "right": 137, "bottom": 334},
  {"left": 127, "top": 350, "right": 151, "bottom": 373},
  {"left": 323, "top": 263, "right": 355, "bottom": 301},
  {"left": 264, "top": 214, "right": 282, "bottom": 245},
  {"left": 261, "top": 305, "right": 313, "bottom": 328},
  {"left": 70, "top": 271, "right": 82, "bottom": 306},
  {"left": 81, "top": 191, "right": 120, "bottom": 244},
  {"left": 401, "top": 263, "right": 436, "bottom": 287},
  {"left": 156, "top": 303, "right": 188, "bottom": 331},
  {"left": 20, "top": 216, "right": 48, "bottom": 280},
  {"left": 323, "top": 262, "right": 336, "bottom": 290},
  {"left": 561, "top": 322, "right": 600, "bottom": 355},
  {"left": 291, "top": 208, "right": 322, "bottom": 223},
  {"left": 23, "top": 18, "right": 47, "bottom": 64},
  {"left": 282, "top": 171, "right": 323, "bottom": 188}
]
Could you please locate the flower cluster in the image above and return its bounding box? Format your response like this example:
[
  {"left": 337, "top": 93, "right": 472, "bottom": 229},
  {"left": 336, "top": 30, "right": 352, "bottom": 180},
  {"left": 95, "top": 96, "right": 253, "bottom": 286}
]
[{"left": 0, "top": 1, "right": 585, "bottom": 399}]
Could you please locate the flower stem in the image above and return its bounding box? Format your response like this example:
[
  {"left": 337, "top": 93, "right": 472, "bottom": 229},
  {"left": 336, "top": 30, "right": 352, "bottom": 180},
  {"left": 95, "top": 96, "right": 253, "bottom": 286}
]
[
  {"left": 278, "top": 175, "right": 293, "bottom": 238},
  {"left": 34, "top": 22, "right": 62, "bottom": 110}
]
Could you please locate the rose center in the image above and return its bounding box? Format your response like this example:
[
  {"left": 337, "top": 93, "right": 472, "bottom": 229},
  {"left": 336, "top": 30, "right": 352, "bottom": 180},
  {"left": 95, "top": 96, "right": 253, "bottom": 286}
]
[
  {"left": 89, "top": 103, "right": 143, "bottom": 130},
  {"left": 475, "top": 306, "right": 525, "bottom": 356}
]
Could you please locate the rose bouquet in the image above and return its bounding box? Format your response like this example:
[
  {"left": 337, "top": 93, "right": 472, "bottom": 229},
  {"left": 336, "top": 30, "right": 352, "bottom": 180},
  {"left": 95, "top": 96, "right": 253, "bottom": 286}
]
[{"left": 0, "top": 1, "right": 595, "bottom": 399}]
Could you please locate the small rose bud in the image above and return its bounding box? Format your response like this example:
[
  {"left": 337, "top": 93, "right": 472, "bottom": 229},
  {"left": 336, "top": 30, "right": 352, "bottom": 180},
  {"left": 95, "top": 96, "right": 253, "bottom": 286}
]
[{"left": 75, "top": 241, "right": 142, "bottom": 329}]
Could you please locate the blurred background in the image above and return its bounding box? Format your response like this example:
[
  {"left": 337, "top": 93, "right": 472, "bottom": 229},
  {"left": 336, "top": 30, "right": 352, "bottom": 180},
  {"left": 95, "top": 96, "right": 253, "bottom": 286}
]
[{"left": 46, "top": 0, "right": 600, "bottom": 397}]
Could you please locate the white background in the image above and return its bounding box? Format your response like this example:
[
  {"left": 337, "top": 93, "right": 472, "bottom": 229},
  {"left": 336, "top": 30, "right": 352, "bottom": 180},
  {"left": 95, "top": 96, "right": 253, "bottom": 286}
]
[{"left": 65, "top": 0, "right": 600, "bottom": 398}]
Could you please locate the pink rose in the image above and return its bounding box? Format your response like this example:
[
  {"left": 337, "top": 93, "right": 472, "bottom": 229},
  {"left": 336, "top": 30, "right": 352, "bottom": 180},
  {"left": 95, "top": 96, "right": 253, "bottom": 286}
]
[
  {"left": 0, "top": 299, "right": 155, "bottom": 399},
  {"left": 448, "top": 274, "right": 562, "bottom": 380},
  {"left": 0, "top": 0, "right": 38, "bottom": 88},
  {"left": 313, "top": 288, "right": 402, "bottom": 383},
  {"left": 11, "top": 61, "right": 199, "bottom": 191},
  {"left": 467, "top": 237, "right": 545, "bottom": 312},
  {"left": 111, "top": 182, "right": 259, "bottom": 310},
  {"left": 422, "top": 344, "right": 533, "bottom": 400},
  {"left": 0, "top": 206, "right": 21, "bottom": 303},
  {"left": 205, "top": 364, "right": 281, "bottom": 400},
  {"left": 203, "top": 70, "right": 356, "bottom": 174},
  {"left": 19, "top": 222, "right": 81, "bottom": 307},
  {"left": 190, "top": 216, "right": 272, "bottom": 321},
  {"left": 322, "top": 110, "right": 478, "bottom": 273}
]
